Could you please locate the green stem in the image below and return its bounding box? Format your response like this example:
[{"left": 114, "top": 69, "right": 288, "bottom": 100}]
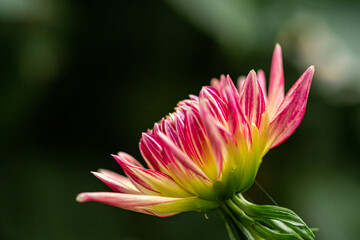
[
  {"left": 219, "top": 208, "right": 242, "bottom": 240},
  {"left": 220, "top": 202, "right": 263, "bottom": 240}
]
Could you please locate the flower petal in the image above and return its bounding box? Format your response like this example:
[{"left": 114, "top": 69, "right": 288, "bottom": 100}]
[
  {"left": 113, "top": 154, "right": 191, "bottom": 197},
  {"left": 257, "top": 69, "right": 267, "bottom": 104},
  {"left": 237, "top": 76, "right": 246, "bottom": 93},
  {"left": 267, "top": 66, "right": 314, "bottom": 148},
  {"left": 221, "top": 81, "right": 243, "bottom": 135},
  {"left": 221, "top": 79, "right": 251, "bottom": 149},
  {"left": 199, "top": 86, "right": 227, "bottom": 125},
  {"left": 221, "top": 75, "right": 239, "bottom": 98},
  {"left": 198, "top": 98, "right": 226, "bottom": 180},
  {"left": 117, "top": 152, "right": 144, "bottom": 168},
  {"left": 267, "top": 44, "right": 285, "bottom": 120},
  {"left": 76, "top": 192, "right": 219, "bottom": 217},
  {"left": 97, "top": 168, "right": 135, "bottom": 185},
  {"left": 164, "top": 119, "right": 182, "bottom": 149},
  {"left": 92, "top": 170, "right": 140, "bottom": 194},
  {"left": 139, "top": 133, "right": 165, "bottom": 171},
  {"left": 157, "top": 132, "right": 210, "bottom": 180},
  {"left": 184, "top": 108, "right": 207, "bottom": 165},
  {"left": 240, "top": 70, "right": 266, "bottom": 127}
]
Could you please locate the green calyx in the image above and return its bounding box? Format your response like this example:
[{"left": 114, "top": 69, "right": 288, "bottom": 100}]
[{"left": 219, "top": 194, "right": 316, "bottom": 240}]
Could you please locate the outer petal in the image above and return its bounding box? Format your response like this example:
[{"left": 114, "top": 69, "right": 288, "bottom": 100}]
[
  {"left": 221, "top": 75, "right": 239, "bottom": 100},
  {"left": 267, "top": 66, "right": 315, "bottom": 148},
  {"left": 117, "top": 152, "right": 144, "bottom": 168},
  {"left": 257, "top": 69, "right": 267, "bottom": 104},
  {"left": 267, "top": 44, "right": 285, "bottom": 120},
  {"left": 240, "top": 70, "right": 265, "bottom": 127},
  {"left": 92, "top": 171, "right": 140, "bottom": 194},
  {"left": 210, "top": 78, "right": 221, "bottom": 93},
  {"left": 97, "top": 168, "right": 137, "bottom": 186},
  {"left": 183, "top": 108, "right": 218, "bottom": 182},
  {"left": 189, "top": 94, "right": 199, "bottom": 101},
  {"left": 212, "top": 74, "right": 239, "bottom": 101},
  {"left": 184, "top": 108, "right": 206, "bottom": 165},
  {"left": 224, "top": 84, "right": 252, "bottom": 149},
  {"left": 199, "top": 98, "right": 226, "bottom": 179},
  {"left": 157, "top": 132, "right": 210, "bottom": 180},
  {"left": 113, "top": 154, "right": 192, "bottom": 197},
  {"left": 199, "top": 86, "right": 227, "bottom": 125},
  {"left": 139, "top": 133, "right": 165, "bottom": 171},
  {"left": 76, "top": 192, "right": 219, "bottom": 217},
  {"left": 225, "top": 88, "right": 243, "bottom": 134},
  {"left": 164, "top": 118, "right": 184, "bottom": 151},
  {"left": 237, "top": 76, "right": 246, "bottom": 94},
  {"left": 220, "top": 78, "right": 244, "bottom": 135}
]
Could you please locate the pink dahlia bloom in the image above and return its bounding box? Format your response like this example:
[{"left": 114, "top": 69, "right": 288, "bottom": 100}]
[{"left": 77, "top": 44, "right": 314, "bottom": 217}]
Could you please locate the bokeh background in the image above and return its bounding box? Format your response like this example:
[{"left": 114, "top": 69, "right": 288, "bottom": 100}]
[{"left": 1, "top": 0, "right": 359, "bottom": 239}]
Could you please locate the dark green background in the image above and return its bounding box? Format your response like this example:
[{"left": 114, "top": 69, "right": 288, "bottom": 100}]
[{"left": 1, "top": 0, "right": 359, "bottom": 239}]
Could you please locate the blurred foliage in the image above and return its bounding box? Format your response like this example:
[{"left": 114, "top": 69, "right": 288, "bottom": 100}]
[{"left": 0, "top": 0, "right": 359, "bottom": 239}]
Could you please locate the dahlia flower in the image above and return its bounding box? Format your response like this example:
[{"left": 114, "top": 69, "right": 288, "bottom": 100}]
[{"left": 77, "top": 44, "right": 315, "bottom": 239}]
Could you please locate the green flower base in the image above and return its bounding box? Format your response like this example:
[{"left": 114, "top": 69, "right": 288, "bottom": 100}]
[{"left": 220, "top": 194, "right": 316, "bottom": 240}]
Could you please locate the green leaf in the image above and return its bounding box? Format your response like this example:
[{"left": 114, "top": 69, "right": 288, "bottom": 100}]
[{"left": 252, "top": 222, "right": 302, "bottom": 240}]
